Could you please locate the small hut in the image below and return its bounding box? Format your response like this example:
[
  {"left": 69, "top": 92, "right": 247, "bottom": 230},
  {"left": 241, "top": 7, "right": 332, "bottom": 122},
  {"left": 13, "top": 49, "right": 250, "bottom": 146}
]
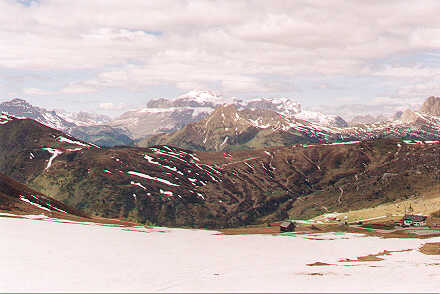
[
  {"left": 402, "top": 214, "right": 427, "bottom": 227},
  {"left": 280, "top": 221, "right": 296, "bottom": 232}
]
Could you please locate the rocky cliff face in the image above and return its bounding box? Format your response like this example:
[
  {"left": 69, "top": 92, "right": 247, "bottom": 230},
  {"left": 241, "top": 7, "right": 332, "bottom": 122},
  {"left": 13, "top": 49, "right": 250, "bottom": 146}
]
[
  {"left": 420, "top": 96, "right": 440, "bottom": 116},
  {"left": 139, "top": 104, "right": 346, "bottom": 151}
]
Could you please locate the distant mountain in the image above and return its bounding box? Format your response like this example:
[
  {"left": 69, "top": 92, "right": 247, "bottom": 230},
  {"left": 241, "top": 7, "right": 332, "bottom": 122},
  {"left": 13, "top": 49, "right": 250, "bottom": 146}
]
[
  {"left": 350, "top": 114, "right": 390, "bottom": 126},
  {"left": 0, "top": 113, "right": 438, "bottom": 228},
  {"left": 0, "top": 98, "right": 131, "bottom": 147},
  {"left": 0, "top": 98, "right": 76, "bottom": 131},
  {"left": 395, "top": 96, "right": 440, "bottom": 124},
  {"left": 420, "top": 96, "right": 440, "bottom": 116},
  {"left": 140, "top": 97, "right": 439, "bottom": 152},
  {"left": 241, "top": 97, "right": 347, "bottom": 127},
  {"left": 70, "top": 125, "right": 134, "bottom": 147},
  {"left": 113, "top": 89, "right": 347, "bottom": 140},
  {"left": 139, "top": 104, "right": 346, "bottom": 151},
  {"left": 57, "top": 110, "right": 111, "bottom": 126}
]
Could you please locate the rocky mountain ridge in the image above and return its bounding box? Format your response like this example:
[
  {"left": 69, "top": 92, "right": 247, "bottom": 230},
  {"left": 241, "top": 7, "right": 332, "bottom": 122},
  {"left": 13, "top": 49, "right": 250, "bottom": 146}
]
[
  {"left": 0, "top": 113, "right": 438, "bottom": 228},
  {"left": 111, "top": 90, "right": 348, "bottom": 140},
  {"left": 0, "top": 99, "right": 132, "bottom": 147},
  {"left": 141, "top": 96, "right": 440, "bottom": 152}
]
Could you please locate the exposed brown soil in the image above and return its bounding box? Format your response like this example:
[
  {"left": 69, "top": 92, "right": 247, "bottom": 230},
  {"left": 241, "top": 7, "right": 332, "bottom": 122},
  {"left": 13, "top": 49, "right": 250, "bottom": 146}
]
[
  {"left": 338, "top": 249, "right": 412, "bottom": 262},
  {"left": 419, "top": 242, "right": 440, "bottom": 255},
  {"left": 0, "top": 209, "right": 143, "bottom": 228},
  {"left": 307, "top": 262, "right": 334, "bottom": 266},
  {"left": 340, "top": 255, "right": 384, "bottom": 262},
  {"left": 220, "top": 221, "right": 440, "bottom": 240}
]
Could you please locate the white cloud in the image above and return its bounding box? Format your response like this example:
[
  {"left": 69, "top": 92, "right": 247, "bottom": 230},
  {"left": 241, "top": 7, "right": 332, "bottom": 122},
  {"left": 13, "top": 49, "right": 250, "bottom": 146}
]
[
  {"left": 0, "top": 0, "right": 439, "bottom": 101},
  {"left": 99, "top": 102, "right": 127, "bottom": 111},
  {"left": 23, "top": 88, "right": 54, "bottom": 95},
  {"left": 60, "top": 83, "right": 97, "bottom": 94},
  {"left": 370, "top": 65, "right": 439, "bottom": 78},
  {"left": 397, "top": 80, "right": 440, "bottom": 100}
]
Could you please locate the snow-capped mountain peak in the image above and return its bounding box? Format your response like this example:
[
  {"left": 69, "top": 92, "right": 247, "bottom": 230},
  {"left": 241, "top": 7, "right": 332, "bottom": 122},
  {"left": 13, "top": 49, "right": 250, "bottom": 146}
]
[
  {"left": 176, "top": 89, "right": 224, "bottom": 104},
  {"left": 56, "top": 110, "right": 111, "bottom": 127}
]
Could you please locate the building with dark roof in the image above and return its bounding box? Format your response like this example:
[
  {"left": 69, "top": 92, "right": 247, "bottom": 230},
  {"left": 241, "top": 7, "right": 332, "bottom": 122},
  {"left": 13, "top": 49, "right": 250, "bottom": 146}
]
[
  {"left": 402, "top": 214, "right": 427, "bottom": 227},
  {"left": 280, "top": 221, "right": 296, "bottom": 232}
]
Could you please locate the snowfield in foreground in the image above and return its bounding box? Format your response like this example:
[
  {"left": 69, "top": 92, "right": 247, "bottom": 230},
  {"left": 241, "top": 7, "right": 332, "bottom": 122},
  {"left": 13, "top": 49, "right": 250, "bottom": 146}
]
[{"left": 0, "top": 216, "right": 439, "bottom": 293}]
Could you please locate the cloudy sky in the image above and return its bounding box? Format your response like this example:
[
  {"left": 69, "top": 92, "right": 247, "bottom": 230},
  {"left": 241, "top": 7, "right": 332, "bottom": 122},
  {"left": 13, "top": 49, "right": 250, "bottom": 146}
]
[{"left": 0, "top": 0, "right": 439, "bottom": 116}]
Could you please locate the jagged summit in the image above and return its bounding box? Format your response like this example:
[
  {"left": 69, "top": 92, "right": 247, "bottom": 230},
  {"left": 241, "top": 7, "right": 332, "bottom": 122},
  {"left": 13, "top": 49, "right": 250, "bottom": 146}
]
[
  {"left": 121, "top": 90, "right": 346, "bottom": 139},
  {"left": 420, "top": 96, "right": 440, "bottom": 116},
  {"left": 0, "top": 98, "right": 131, "bottom": 147},
  {"left": 8, "top": 98, "right": 29, "bottom": 104}
]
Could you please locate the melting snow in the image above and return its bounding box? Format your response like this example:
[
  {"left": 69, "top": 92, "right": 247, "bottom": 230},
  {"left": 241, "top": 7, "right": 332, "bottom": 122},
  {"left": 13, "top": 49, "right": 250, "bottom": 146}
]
[
  {"left": 57, "top": 136, "right": 90, "bottom": 147},
  {"left": 130, "top": 181, "right": 147, "bottom": 190},
  {"left": 127, "top": 171, "right": 179, "bottom": 187},
  {"left": 220, "top": 136, "right": 229, "bottom": 147},
  {"left": 160, "top": 189, "right": 173, "bottom": 196},
  {"left": 19, "top": 196, "right": 51, "bottom": 212},
  {"left": 144, "top": 155, "right": 184, "bottom": 175},
  {"left": 0, "top": 113, "right": 15, "bottom": 124},
  {"left": 0, "top": 217, "right": 438, "bottom": 293},
  {"left": 41, "top": 148, "right": 63, "bottom": 170},
  {"left": 326, "top": 141, "right": 360, "bottom": 145}
]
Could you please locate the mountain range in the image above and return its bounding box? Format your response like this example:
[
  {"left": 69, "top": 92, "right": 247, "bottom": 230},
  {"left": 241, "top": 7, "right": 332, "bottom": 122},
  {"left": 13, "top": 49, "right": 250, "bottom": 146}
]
[
  {"left": 1, "top": 92, "right": 438, "bottom": 152},
  {"left": 0, "top": 99, "right": 133, "bottom": 147},
  {"left": 109, "top": 90, "right": 348, "bottom": 140},
  {"left": 0, "top": 111, "right": 438, "bottom": 227},
  {"left": 141, "top": 96, "right": 440, "bottom": 151}
]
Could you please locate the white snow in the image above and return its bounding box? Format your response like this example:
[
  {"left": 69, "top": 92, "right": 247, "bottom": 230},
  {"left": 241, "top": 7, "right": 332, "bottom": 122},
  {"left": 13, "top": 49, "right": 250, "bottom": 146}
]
[
  {"left": 220, "top": 136, "right": 229, "bottom": 147},
  {"left": 326, "top": 141, "right": 360, "bottom": 145},
  {"left": 144, "top": 155, "right": 184, "bottom": 175},
  {"left": 19, "top": 196, "right": 51, "bottom": 212},
  {"left": 177, "top": 89, "right": 225, "bottom": 104},
  {"left": 295, "top": 110, "right": 342, "bottom": 127},
  {"left": 248, "top": 118, "right": 271, "bottom": 129},
  {"left": 0, "top": 113, "right": 14, "bottom": 124},
  {"left": 41, "top": 148, "right": 63, "bottom": 170},
  {"left": 159, "top": 189, "right": 173, "bottom": 196},
  {"left": 57, "top": 136, "right": 90, "bottom": 147},
  {"left": 127, "top": 171, "right": 179, "bottom": 187},
  {"left": 403, "top": 140, "right": 439, "bottom": 145},
  {"left": 130, "top": 181, "right": 147, "bottom": 190},
  {"left": 66, "top": 147, "right": 83, "bottom": 152},
  {"left": 0, "top": 216, "right": 438, "bottom": 293}
]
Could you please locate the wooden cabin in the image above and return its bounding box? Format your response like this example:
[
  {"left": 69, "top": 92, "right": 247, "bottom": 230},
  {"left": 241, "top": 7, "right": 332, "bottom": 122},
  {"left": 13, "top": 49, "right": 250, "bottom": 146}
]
[
  {"left": 402, "top": 214, "right": 427, "bottom": 227},
  {"left": 280, "top": 221, "right": 296, "bottom": 232}
]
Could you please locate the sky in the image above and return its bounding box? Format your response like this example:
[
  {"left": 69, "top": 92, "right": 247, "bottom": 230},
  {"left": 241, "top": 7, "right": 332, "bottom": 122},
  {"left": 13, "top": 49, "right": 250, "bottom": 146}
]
[{"left": 0, "top": 0, "right": 439, "bottom": 117}]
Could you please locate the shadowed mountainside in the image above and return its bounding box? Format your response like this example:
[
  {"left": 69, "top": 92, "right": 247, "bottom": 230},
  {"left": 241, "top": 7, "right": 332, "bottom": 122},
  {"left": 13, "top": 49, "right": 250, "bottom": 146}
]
[{"left": 0, "top": 113, "right": 438, "bottom": 228}]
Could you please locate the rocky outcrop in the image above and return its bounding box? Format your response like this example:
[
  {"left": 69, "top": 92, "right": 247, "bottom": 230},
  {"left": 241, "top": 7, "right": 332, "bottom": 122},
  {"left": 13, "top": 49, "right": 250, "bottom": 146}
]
[{"left": 420, "top": 96, "right": 440, "bottom": 116}]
